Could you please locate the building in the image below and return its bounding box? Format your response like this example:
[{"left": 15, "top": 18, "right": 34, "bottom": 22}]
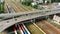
[
  {"left": 33, "top": 0, "right": 43, "bottom": 3},
  {"left": 0, "top": 0, "right": 4, "bottom": 3}
]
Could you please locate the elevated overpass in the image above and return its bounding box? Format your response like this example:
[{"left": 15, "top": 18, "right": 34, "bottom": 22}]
[
  {"left": 0, "top": 8, "right": 60, "bottom": 19},
  {"left": 0, "top": 8, "right": 60, "bottom": 32}
]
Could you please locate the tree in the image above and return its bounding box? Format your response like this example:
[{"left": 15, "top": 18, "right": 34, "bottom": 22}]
[
  {"left": 51, "top": 0, "right": 60, "bottom": 3},
  {"left": 0, "top": 1, "right": 4, "bottom": 13},
  {"left": 43, "top": 0, "right": 45, "bottom": 3},
  {"left": 21, "top": 0, "right": 33, "bottom": 6}
]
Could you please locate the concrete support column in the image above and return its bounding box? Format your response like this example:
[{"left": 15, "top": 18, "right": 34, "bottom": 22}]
[{"left": 45, "top": 16, "right": 49, "bottom": 20}]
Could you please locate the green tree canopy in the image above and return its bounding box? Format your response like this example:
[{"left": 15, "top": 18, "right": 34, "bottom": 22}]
[
  {"left": 21, "top": 0, "right": 33, "bottom": 6},
  {"left": 51, "top": 0, "right": 60, "bottom": 3}
]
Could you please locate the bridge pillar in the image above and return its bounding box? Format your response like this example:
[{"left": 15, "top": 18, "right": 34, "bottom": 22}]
[
  {"left": 30, "top": 19, "right": 36, "bottom": 23},
  {"left": 45, "top": 15, "right": 50, "bottom": 20}
]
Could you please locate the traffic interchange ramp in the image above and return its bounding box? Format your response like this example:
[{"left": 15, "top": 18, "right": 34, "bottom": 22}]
[{"left": 0, "top": 8, "right": 60, "bottom": 32}]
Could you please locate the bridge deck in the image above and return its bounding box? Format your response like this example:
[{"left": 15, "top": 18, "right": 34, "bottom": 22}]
[{"left": 0, "top": 8, "right": 60, "bottom": 32}]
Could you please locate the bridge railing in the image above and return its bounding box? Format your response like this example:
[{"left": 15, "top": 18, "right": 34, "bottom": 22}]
[{"left": 0, "top": 8, "right": 60, "bottom": 19}]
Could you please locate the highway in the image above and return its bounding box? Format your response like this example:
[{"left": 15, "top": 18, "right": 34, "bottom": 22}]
[
  {"left": 36, "top": 20, "right": 60, "bottom": 34},
  {"left": 0, "top": 8, "right": 60, "bottom": 19},
  {"left": 1, "top": 0, "right": 45, "bottom": 33},
  {"left": 2, "top": 0, "right": 60, "bottom": 19},
  {"left": 1, "top": 0, "right": 60, "bottom": 34},
  {"left": 0, "top": 8, "right": 60, "bottom": 32},
  {"left": 0, "top": 0, "right": 32, "bottom": 32}
]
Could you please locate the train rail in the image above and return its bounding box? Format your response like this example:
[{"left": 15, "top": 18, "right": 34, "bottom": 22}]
[
  {"left": 24, "top": 23, "right": 44, "bottom": 34},
  {"left": 4, "top": 2, "right": 9, "bottom": 13},
  {"left": 11, "top": 0, "right": 28, "bottom": 11},
  {"left": 47, "top": 19, "right": 60, "bottom": 29},
  {"left": 5, "top": 0, "right": 21, "bottom": 12},
  {"left": 6, "top": 3, "right": 15, "bottom": 13},
  {"left": 36, "top": 20, "right": 60, "bottom": 34}
]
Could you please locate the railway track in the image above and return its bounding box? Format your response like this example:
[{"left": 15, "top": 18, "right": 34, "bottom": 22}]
[
  {"left": 1, "top": 0, "right": 44, "bottom": 34},
  {"left": 36, "top": 20, "right": 60, "bottom": 34},
  {"left": 47, "top": 19, "right": 60, "bottom": 29},
  {"left": 5, "top": 0, "right": 22, "bottom": 12},
  {"left": 6, "top": 3, "right": 15, "bottom": 13},
  {"left": 24, "top": 23, "right": 44, "bottom": 34},
  {"left": 5, "top": 0, "right": 29, "bottom": 12},
  {"left": 4, "top": 2, "right": 9, "bottom": 13},
  {"left": 11, "top": 0, "right": 28, "bottom": 11}
]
